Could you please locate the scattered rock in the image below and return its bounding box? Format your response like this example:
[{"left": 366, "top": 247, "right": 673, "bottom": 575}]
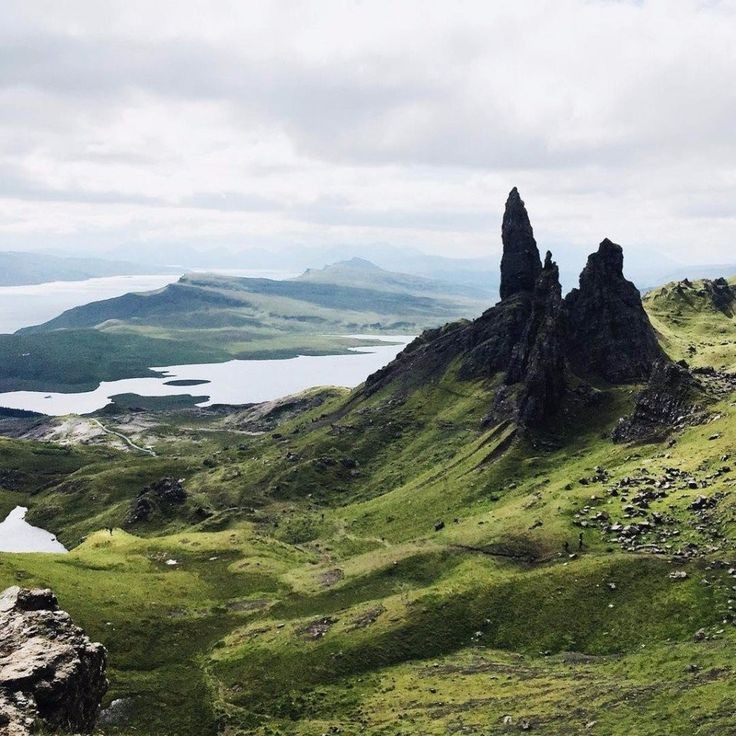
[
  {"left": 299, "top": 617, "right": 338, "bottom": 640},
  {"left": 319, "top": 568, "right": 344, "bottom": 587},
  {"left": 127, "top": 476, "right": 187, "bottom": 524},
  {"left": 612, "top": 360, "right": 707, "bottom": 443},
  {"left": 98, "top": 697, "right": 135, "bottom": 727}
]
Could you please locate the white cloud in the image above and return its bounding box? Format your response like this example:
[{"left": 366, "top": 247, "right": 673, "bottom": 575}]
[{"left": 0, "top": 0, "right": 735, "bottom": 265}]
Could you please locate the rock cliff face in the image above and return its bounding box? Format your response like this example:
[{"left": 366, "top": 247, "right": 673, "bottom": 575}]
[
  {"left": 612, "top": 360, "right": 707, "bottom": 443},
  {"left": 365, "top": 189, "right": 667, "bottom": 432},
  {"left": 504, "top": 252, "right": 567, "bottom": 426},
  {"left": 499, "top": 187, "right": 542, "bottom": 300},
  {"left": 0, "top": 586, "right": 107, "bottom": 735},
  {"left": 565, "top": 239, "right": 665, "bottom": 383},
  {"left": 702, "top": 277, "right": 736, "bottom": 315}
]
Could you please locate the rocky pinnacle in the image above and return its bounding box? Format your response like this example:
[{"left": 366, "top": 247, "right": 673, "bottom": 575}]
[
  {"left": 499, "top": 187, "right": 542, "bottom": 300},
  {"left": 565, "top": 238, "right": 664, "bottom": 383}
]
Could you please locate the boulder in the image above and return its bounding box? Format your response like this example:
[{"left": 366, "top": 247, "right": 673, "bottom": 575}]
[{"left": 0, "top": 586, "right": 107, "bottom": 735}]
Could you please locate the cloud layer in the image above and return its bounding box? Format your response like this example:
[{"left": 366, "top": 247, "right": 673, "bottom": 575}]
[{"left": 1, "top": 0, "right": 736, "bottom": 265}]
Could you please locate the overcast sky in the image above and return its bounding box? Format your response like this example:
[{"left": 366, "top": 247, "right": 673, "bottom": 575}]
[{"left": 1, "top": 0, "right": 736, "bottom": 264}]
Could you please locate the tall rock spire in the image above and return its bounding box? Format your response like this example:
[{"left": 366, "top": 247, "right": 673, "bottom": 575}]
[{"left": 499, "top": 187, "right": 542, "bottom": 300}]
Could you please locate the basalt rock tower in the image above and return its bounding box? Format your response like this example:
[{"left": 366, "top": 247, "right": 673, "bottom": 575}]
[
  {"left": 565, "top": 238, "right": 664, "bottom": 383},
  {"left": 499, "top": 187, "right": 542, "bottom": 300},
  {"left": 365, "top": 188, "right": 667, "bottom": 432}
]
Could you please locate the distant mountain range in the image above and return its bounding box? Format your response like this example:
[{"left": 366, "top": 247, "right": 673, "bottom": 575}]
[
  {"left": 93, "top": 240, "right": 736, "bottom": 296},
  {"left": 23, "top": 259, "right": 484, "bottom": 334},
  {"left": 0, "top": 251, "right": 176, "bottom": 287},
  {"left": 4, "top": 242, "right": 736, "bottom": 297}
]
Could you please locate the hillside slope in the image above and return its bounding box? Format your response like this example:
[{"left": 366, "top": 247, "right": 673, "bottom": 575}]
[
  {"left": 3, "top": 191, "right": 736, "bottom": 735},
  {"left": 644, "top": 276, "right": 736, "bottom": 369}
]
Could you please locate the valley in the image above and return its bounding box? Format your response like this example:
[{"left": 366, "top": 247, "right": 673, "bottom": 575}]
[{"left": 3, "top": 190, "right": 736, "bottom": 734}]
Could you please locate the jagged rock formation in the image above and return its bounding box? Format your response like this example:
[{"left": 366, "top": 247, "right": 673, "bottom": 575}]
[
  {"left": 499, "top": 187, "right": 542, "bottom": 300},
  {"left": 0, "top": 586, "right": 107, "bottom": 735},
  {"left": 502, "top": 252, "right": 567, "bottom": 426},
  {"left": 565, "top": 239, "right": 665, "bottom": 383},
  {"left": 127, "top": 475, "right": 187, "bottom": 524},
  {"left": 365, "top": 189, "right": 667, "bottom": 432},
  {"left": 700, "top": 277, "right": 735, "bottom": 315},
  {"left": 612, "top": 360, "right": 708, "bottom": 443}
]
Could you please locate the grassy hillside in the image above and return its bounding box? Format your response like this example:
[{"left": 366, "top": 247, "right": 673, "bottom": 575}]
[
  {"left": 644, "top": 276, "right": 736, "bottom": 369},
  {"left": 4, "top": 269, "right": 736, "bottom": 734},
  {"left": 3, "top": 287, "right": 736, "bottom": 734}
]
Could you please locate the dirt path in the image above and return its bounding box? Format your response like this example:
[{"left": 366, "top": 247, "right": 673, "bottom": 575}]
[{"left": 91, "top": 419, "right": 157, "bottom": 456}]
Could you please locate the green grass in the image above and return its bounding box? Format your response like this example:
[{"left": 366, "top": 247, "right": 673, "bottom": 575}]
[{"left": 4, "top": 277, "right": 736, "bottom": 733}]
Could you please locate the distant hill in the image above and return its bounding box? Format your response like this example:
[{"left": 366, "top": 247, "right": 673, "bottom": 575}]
[
  {"left": 644, "top": 275, "right": 736, "bottom": 369},
  {"left": 294, "top": 257, "right": 486, "bottom": 297},
  {"left": 23, "top": 263, "right": 484, "bottom": 334},
  {"left": 0, "top": 251, "right": 170, "bottom": 286},
  {"left": 5, "top": 260, "right": 487, "bottom": 391}
]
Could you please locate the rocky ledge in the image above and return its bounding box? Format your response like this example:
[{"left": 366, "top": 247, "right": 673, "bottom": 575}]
[{"left": 0, "top": 586, "right": 107, "bottom": 735}]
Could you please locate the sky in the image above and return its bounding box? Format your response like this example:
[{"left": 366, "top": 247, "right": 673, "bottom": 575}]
[{"left": 1, "top": 0, "right": 736, "bottom": 265}]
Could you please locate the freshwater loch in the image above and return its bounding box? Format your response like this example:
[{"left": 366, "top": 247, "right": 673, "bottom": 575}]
[
  {"left": 0, "top": 336, "right": 413, "bottom": 416},
  {"left": 0, "top": 506, "right": 67, "bottom": 553}
]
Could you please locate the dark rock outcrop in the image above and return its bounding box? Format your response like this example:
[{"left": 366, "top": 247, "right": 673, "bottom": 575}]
[
  {"left": 127, "top": 475, "right": 187, "bottom": 524},
  {"left": 612, "top": 360, "right": 707, "bottom": 443},
  {"left": 565, "top": 238, "right": 664, "bottom": 383},
  {"left": 701, "top": 277, "right": 736, "bottom": 315},
  {"left": 499, "top": 187, "right": 542, "bottom": 300},
  {"left": 364, "top": 190, "right": 668, "bottom": 433},
  {"left": 0, "top": 586, "right": 107, "bottom": 735},
  {"left": 503, "top": 252, "right": 567, "bottom": 426}
]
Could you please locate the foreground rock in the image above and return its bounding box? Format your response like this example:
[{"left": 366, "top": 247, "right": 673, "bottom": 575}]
[{"left": 0, "top": 586, "right": 107, "bottom": 735}]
